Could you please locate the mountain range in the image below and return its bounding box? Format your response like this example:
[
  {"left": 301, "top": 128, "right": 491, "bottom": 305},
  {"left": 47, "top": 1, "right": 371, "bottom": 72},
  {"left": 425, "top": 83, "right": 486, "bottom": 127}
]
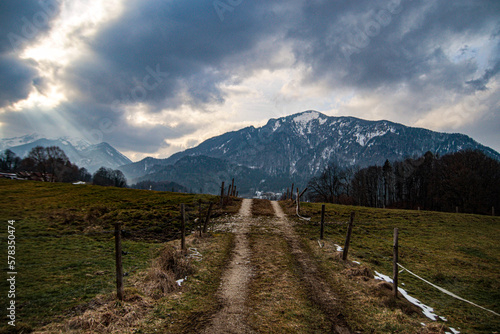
[
  {"left": 0, "top": 134, "right": 132, "bottom": 173},
  {"left": 119, "top": 111, "right": 500, "bottom": 196}
]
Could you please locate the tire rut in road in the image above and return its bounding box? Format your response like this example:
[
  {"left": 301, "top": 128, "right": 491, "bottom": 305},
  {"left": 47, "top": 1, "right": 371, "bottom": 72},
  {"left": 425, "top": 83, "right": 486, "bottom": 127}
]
[
  {"left": 202, "top": 198, "right": 254, "bottom": 334},
  {"left": 270, "top": 201, "right": 352, "bottom": 334}
]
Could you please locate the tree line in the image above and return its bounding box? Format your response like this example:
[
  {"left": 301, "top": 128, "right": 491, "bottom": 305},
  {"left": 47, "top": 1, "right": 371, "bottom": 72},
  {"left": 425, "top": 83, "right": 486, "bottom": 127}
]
[
  {"left": 0, "top": 147, "right": 127, "bottom": 188},
  {"left": 307, "top": 150, "right": 500, "bottom": 215}
]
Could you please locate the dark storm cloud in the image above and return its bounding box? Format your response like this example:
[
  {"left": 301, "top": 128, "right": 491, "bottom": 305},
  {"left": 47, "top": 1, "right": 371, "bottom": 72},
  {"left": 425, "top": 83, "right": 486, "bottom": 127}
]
[
  {"left": 0, "top": 0, "right": 61, "bottom": 107},
  {"left": 55, "top": 0, "right": 500, "bottom": 153},
  {"left": 66, "top": 0, "right": 285, "bottom": 109},
  {"left": 2, "top": 0, "right": 499, "bottom": 154},
  {"left": 0, "top": 55, "right": 38, "bottom": 107},
  {"left": 466, "top": 61, "right": 500, "bottom": 91},
  {"left": 289, "top": 0, "right": 500, "bottom": 92},
  {"left": 58, "top": 0, "right": 292, "bottom": 150}
]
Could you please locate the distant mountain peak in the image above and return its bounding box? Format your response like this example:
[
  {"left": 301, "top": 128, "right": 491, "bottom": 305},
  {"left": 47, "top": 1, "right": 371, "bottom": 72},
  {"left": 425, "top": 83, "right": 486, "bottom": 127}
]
[{"left": 0, "top": 135, "right": 131, "bottom": 173}]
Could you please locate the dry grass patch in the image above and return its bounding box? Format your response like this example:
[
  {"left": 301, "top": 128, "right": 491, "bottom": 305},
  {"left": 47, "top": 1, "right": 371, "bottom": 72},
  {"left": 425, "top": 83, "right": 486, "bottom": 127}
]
[
  {"left": 35, "top": 290, "right": 152, "bottom": 334},
  {"left": 141, "top": 245, "right": 194, "bottom": 300},
  {"left": 215, "top": 197, "right": 243, "bottom": 216},
  {"left": 137, "top": 232, "right": 235, "bottom": 333},
  {"left": 301, "top": 238, "right": 447, "bottom": 333},
  {"left": 251, "top": 199, "right": 275, "bottom": 216},
  {"left": 248, "top": 220, "right": 331, "bottom": 333}
]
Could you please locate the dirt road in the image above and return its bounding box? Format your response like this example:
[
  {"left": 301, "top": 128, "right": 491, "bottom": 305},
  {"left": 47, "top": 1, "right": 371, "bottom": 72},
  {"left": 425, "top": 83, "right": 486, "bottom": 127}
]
[
  {"left": 203, "top": 198, "right": 254, "bottom": 333},
  {"left": 203, "top": 199, "right": 351, "bottom": 333}
]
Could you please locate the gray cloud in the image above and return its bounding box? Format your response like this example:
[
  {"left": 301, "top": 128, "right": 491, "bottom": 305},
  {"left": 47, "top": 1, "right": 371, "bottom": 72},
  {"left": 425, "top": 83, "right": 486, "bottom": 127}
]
[
  {"left": 0, "top": 55, "right": 38, "bottom": 107},
  {"left": 0, "top": 0, "right": 61, "bottom": 107},
  {"left": 1, "top": 0, "right": 499, "bottom": 155},
  {"left": 66, "top": 0, "right": 285, "bottom": 109},
  {"left": 290, "top": 0, "right": 500, "bottom": 92}
]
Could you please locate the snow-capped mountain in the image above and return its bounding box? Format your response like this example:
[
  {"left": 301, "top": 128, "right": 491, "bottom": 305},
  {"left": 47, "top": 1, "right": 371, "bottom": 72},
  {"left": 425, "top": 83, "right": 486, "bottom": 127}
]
[
  {"left": 0, "top": 135, "right": 132, "bottom": 173},
  {"left": 0, "top": 133, "right": 42, "bottom": 151},
  {"left": 120, "top": 110, "right": 500, "bottom": 188}
]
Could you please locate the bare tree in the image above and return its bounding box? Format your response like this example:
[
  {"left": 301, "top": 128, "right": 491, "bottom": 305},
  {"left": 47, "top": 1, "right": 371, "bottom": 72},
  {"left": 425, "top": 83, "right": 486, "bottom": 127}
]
[
  {"left": 93, "top": 167, "right": 127, "bottom": 188},
  {"left": 308, "top": 162, "right": 347, "bottom": 203},
  {"left": 28, "top": 146, "right": 49, "bottom": 180},
  {"left": 0, "top": 149, "right": 21, "bottom": 172}
]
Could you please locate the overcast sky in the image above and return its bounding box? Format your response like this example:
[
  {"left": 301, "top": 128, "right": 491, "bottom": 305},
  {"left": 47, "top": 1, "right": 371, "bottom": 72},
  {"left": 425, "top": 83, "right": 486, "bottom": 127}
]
[{"left": 0, "top": 0, "right": 499, "bottom": 161}]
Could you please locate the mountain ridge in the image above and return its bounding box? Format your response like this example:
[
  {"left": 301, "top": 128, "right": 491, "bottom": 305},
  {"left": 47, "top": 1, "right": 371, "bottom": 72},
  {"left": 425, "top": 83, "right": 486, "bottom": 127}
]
[{"left": 120, "top": 111, "right": 500, "bottom": 192}]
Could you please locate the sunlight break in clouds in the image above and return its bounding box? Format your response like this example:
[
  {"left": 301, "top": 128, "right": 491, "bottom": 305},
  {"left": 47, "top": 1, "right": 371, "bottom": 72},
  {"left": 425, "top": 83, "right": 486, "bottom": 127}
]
[{"left": 2, "top": 0, "right": 125, "bottom": 119}]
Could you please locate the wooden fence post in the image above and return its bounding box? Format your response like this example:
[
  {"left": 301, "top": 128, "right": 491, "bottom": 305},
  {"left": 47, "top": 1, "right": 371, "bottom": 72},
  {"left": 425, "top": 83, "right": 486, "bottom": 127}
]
[
  {"left": 220, "top": 182, "right": 225, "bottom": 207},
  {"left": 231, "top": 178, "right": 235, "bottom": 196},
  {"left": 114, "top": 222, "right": 124, "bottom": 301},
  {"left": 493, "top": 206, "right": 495, "bottom": 216},
  {"left": 342, "top": 212, "right": 355, "bottom": 261},
  {"left": 393, "top": 228, "right": 399, "bottom": 299},
  {"left": 226, "top": 184, "right": 231, "bottom": 207},
  {"left": 290, "top": 183, "right": 294, "bottom": 200},
  {"left": 180, "top": 204, "right": 186, "bottom": 252},
  {"left": 198, "top": 199, "right": 203, "bottom": 237},
  {"left": 296, "top": 188, "right": 300, "bottom": 213},
  {"left": 456, "top": 206, "right": 459, "bottom": 213},
  {"left": 203, "top": 202, "right": 214, "bottom": 233},
  {"left": 320, "top": 204, "right": 325, "bottom": 240}
]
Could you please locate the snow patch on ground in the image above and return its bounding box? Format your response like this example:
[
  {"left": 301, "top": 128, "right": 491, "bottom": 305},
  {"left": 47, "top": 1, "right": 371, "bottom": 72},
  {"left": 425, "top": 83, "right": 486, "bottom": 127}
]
[
  {"left": 373, "top": 271, "right": 461, "bottom": 333},
  {"left": 176, "top": 276, "right": 187, "bottom": 286},
  {"left": 374, "top": 271, "right": 440, "bottom": 321}
]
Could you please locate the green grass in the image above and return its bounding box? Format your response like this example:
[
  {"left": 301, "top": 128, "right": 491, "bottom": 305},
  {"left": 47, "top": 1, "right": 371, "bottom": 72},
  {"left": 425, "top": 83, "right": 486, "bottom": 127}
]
[
  {"left": 283, "top": 201, "right": 500, "bottom": 333},
  {"left": 0, "top": 179, "right": 220, "bottom": 331}
]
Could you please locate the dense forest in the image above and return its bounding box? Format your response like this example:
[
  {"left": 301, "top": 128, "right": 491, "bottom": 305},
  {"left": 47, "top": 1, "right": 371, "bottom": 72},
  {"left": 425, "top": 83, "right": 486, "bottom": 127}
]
[{"left": 308, "top": 150, "right": 500, "bottom": 215}]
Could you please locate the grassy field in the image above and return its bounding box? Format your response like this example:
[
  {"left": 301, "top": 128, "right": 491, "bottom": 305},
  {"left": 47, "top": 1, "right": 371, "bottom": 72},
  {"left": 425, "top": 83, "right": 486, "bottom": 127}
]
[
  {"left": 0, "top": 179, "right": 222, "bottom": 332},
  {"left": 281, "top": 201, "right": 500, "bottom": 333},
  {"left": 2, "top": 178, "right": 499, "bottom": 333}
]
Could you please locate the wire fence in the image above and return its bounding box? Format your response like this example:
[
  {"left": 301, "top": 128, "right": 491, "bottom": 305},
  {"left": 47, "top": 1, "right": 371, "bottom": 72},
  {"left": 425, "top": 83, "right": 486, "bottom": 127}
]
[
  {"left": 0, "top": 199, "right": 221, "bottom": 320},
  {"left": 305, "top": 210, "right": 500, "bottom": 322}
]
